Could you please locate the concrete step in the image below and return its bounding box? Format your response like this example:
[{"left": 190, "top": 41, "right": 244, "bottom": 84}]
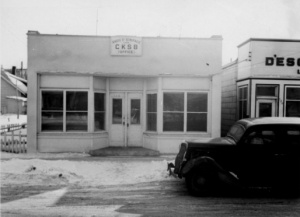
[{"left": 89, "top": 147, "right": 160, "bottom": 157}]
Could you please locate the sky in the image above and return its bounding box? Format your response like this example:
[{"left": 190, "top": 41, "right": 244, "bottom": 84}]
[{"left": 1, "top": 0, "right": 300, "bottom": 69}]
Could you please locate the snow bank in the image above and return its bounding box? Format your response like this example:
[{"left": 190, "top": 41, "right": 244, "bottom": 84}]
[
  {"left": 1, "top": 158, "right": 176, "bottom": 187},
  {"left": 0, "top": 114, "right": 27, "bottom": 126}
]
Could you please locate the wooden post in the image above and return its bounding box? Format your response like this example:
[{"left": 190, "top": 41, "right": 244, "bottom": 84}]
[
  {"left": 18, "top": 131, "right": 22, "bottom": 153},
  {"left": 11, "top": 131, "right": 14, "bottom": 153},
  {"left": 4, "top": 133, "right": 7, "bottom": 151}
]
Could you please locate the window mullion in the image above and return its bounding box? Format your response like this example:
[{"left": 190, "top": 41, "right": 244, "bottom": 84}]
[
  {"left": 184, "top": 92, "right": 187, "bottom": 133},
  {"left": 63, "top": 90, "right": 66, "bottom": 132}
]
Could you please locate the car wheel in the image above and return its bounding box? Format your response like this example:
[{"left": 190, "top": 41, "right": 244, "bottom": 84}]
[{"left": 185, "top": 168, "right": 217, "bottom": 196}]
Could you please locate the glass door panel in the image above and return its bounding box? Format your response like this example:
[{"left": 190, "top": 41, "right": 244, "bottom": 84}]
[
  {"left": 112, "top": 99, "right": 122, "bottom": 124},
  {"left": 130, "top": 99, "right": 140, "bottom": 124}
]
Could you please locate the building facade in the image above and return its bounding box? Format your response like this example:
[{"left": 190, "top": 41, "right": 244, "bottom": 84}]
[
  {"left": 27, "top": 31, "right": 222, "bottom": 154},
  {"left": 222, "top": 38, "right": 300, "bottom": 135}
]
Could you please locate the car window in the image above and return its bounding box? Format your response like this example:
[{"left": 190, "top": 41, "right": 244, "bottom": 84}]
[
  {"left": 227, "top": 124, "right": 245, "bottom": 142},
  {"left": 243, "top": 129, "right": 276, "bottom": 146}
]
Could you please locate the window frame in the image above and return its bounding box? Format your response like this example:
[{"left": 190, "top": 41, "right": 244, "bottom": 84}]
[
  {"left": 238, "top": 85, "right": 249, "bottom": 119},
  {"left": 40, "top": 89, "right": 89, "bottom": 133},
  {"left": 146, "top": 92, "right": 157, "bottom": 132},
  {"left": 94, "top": 91, "right": 106, "bottom": 131},
  {"left": 163, "top": 91, "right": 208, "bottom": 133},
  {"left": 284, "top": 85, "right": 300, "bottom": 117}
]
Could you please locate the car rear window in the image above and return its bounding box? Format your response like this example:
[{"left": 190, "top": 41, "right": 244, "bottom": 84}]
[{"left": 227, "top": 124, "right": 245, "bottom": 142}]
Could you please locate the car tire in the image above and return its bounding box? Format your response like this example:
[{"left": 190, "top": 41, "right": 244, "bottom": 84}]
[{"left": 185, "top": 167, "right": 218, "bottom": 196}]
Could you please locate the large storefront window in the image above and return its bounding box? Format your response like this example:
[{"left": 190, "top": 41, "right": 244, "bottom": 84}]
[
  {"left": 163, "top": 93, "right": 184, "bottom": 131},
  {"left": 238, "top": 86, "right": 248, "bottom": 119},
  {"left": 66, "top": 92, "right": 88, "bottom": 131},
  {"left": 146, "top": 93, "right": 157, "bottom": 131},
  {"left": 94, "top": 93, "right": 105, "bottom": 131},
  {"left": 41, "top": 90, "right": 88, "bottom": 132},
  {"left": 286, "top": 87, "right": 300, "bottom": 117},
  {"left": 163, "top": 92, "right": 207, "bottom": 132},
  {"left": 187, "top": 93, "right": 207, "bottom": 131},
  {"left": 41, "top": 91, "right": 63, "bottom": 131}
]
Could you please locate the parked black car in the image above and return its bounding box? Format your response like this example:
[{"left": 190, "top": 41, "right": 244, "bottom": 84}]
[{"left": 173, "top": 117, "right": 300, "bottom": 196}]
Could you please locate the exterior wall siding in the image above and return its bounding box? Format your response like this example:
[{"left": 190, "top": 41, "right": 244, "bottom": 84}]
[
  {"left": 221, "top": 61, "right": 238, "bottom": 136},
  {"left": 1, "top": 78, "right": 23, "bottom": 114}
]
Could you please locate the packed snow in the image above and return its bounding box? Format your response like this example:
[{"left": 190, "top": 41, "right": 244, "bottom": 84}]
[{"left": 1, "top": 152, "right": 177, "bottom": 187}]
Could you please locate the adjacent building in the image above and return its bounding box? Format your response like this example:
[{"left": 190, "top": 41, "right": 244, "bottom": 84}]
[
  {"left": 27, "top": 31, "right": 223, "bottom": 153},
  {"left": 1, "top": 69, "right": 27, "bottom": 115},
  {"left": 222, "top": 38, "right": 300, "bottom": 135}
]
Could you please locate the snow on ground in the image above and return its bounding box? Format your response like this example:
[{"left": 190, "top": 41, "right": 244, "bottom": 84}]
[
  {"left": 0, "top": 114, "right": 27, "bottom": 126},
  {"left": 1, "top": 152, "right": 176, "bottom": 187}
]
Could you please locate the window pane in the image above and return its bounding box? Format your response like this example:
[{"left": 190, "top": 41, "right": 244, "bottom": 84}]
[
  {"left": 147, "top": 113, "right": 157, "bottom": 131},
  {"left": 257, "top": 86, "right": 277, "bottom": 97},
  {"left": 242, "top": 101, "right": 248, "bottom": 118},
  {"left": 95, "top": 112, "right": 105, "bottom": 131},
  {"left": 163, "top": 93, "right": 184, "bottom": 111},
  {"left": 187, "top": 93, "right": 207, "bottom": 112},
  {"left": 239, "top": 88, "right": 243, "bottom": 100},
  {"left": 42, "top": 112, "right": 63, "bottom": 131},
  {"left": 66, "top": 112, "right": 87, "bottom": 131},
  {"left": 286, "top": 101, "right": 300, "bottom": 117},
  {"left": 163, "top": 113, "right": 184, "bottom": 131},
  {"left": 239, "top": 87, "right": 248, "bottom": 100},
  {"left": 66, "top": 92, "right": 88, "bottom": 111},
  {"left": 187, "top": 113, "right": 207, "bottom": 131},
  {"left": 113, "top": 99, "right": 122, "bottom": 124},
  {"left": 259, "top": 103, "right": 272, "bottom": 117},
  {"left": 95, "top": 93, "right": 105, "bottom": 111},
  {"left": 287, "top": 88, "right": 300, "bottom": 100},
  {"left": 42, "top": 91, "right": 63, "bottom": 110},
  {"left": 243, "top": 87, "right": 248, "bottom": 99},
  {"left": 147, "top": 94, "right": 157, "bottom": 112},
  {"left": 131, "top": 99, "right": 140, "bottom": 124}
]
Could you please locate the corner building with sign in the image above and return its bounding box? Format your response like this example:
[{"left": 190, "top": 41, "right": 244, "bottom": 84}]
[
  {"left": 221, "top": 38, "right": 300, "bottom": 135},
  {"left": 27, "top": 31, "right": 222, "bottom": 153}
]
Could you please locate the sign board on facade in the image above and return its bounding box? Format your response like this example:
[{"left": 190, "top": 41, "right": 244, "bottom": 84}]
[
  {"left": 111, "top": 36, "right": 142, "bottom": 56},
  {"left": 265, "top": 55, "right": 300, "bottom": 74}
]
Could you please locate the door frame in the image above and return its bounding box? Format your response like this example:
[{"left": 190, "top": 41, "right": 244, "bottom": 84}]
[
  {"left": 109, "top": 91, "right": 143, "bottom": 147},
  {"left": 255, "top": 99, "right": 276, "bottom": 117}
]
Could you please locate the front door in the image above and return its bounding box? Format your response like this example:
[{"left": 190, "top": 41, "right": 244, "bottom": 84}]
[
  {"left": 109, "top": 92, "right": 143, "bottom": 147},
  {"left": 256, "top": 100, "right": 276, "bottom": 117}
]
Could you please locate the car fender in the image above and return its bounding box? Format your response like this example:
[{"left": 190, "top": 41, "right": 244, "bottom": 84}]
[
  {"left": 181, "top": 156, "right": 222, "bottom": 175},
  {"left": 181, "top": 156, "right": 240, "bottom": 187}
]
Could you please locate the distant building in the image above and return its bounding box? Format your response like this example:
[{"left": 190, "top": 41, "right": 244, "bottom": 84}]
[
  {"left": 1, "top": 69, "right": 27, "bottom": 114},
  {"left": 27, "top": 31, "right": 223, "bottom": 153},
  {"left": 222, "top": 38, "right": 300, "bottom": 135}
]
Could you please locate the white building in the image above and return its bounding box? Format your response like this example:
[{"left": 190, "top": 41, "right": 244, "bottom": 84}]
[
  {"left": 222, "top": 38, "right": 300, "bottom": 135},
  {"left": 27, "top": 31, "right": 222, "bottom": 153}
]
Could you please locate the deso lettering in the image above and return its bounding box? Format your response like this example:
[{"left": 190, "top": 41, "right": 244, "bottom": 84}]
[{"left": 266, "top": 55, "right": 300, "bottom": 67}]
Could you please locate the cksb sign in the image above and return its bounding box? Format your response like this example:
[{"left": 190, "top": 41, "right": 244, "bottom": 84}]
[{"left": 111, "top": 36, "right": 142, "bottom": 56}]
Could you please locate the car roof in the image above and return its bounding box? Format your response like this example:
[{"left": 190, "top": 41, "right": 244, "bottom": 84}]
[{"left": 236, "top": 117, "right": 300, "bottom": 129}]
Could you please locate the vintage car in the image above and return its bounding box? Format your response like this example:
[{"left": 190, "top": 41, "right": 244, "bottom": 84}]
[{"left": 173, "top": 117, "right": 300, "bottom": 196}]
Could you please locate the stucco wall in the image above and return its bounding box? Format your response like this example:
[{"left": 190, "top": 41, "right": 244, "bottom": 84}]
[
  {"left": 27, "top": 32, "right": 223, "bottom": 153},
  {"left": 28, "top": 33, "right": 222, "bottom": 76}
]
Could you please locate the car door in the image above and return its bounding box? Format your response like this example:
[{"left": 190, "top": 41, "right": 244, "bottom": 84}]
[{"left": 237, "top": 125, "right": 278, "bottom": 187}]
